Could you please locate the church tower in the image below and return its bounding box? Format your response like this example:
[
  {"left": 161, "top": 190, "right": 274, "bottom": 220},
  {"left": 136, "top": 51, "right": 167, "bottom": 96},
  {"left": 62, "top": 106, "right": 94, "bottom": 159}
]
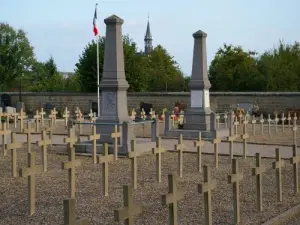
[{"left": 144, "top": 15, "right": 153, "bottom": 55}]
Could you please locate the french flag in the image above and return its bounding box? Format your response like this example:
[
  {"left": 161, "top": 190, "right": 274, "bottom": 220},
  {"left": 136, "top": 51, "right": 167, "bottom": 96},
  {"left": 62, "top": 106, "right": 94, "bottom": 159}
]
[{"left": 93, "top": 6, "right": 99, "bottom": 36}]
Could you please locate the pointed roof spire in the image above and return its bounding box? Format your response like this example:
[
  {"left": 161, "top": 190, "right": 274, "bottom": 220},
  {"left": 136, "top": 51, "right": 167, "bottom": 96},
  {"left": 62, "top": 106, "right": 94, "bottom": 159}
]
[{"left": 145, "top": 13, "right": 152, "bottom": 40}]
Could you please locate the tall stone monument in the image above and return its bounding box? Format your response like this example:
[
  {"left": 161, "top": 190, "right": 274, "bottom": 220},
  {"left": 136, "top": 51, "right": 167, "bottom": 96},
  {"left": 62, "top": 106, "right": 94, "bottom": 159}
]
[
  {"left": 164, "top": 30, "right": 229, "bottom": 139},
  {"left": 96, "top": 15, "right": 132, "bottom": 143},
  {"left": 184, "top": 30, "right": 212, "bottom": 131}
]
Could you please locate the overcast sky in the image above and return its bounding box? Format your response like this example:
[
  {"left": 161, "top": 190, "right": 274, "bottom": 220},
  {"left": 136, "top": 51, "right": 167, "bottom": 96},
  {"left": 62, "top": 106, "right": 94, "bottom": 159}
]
[{"left": 1, "top": 0, "right": 299, "bottom": 75}]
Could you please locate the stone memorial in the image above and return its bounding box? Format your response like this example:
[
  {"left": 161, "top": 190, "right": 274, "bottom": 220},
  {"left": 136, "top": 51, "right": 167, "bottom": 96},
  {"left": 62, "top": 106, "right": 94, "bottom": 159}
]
[
  {"left": 75, "top": 14, "right": 134, "bottom": 155},
  {"left": 164, "top": 30, "right": 229, "bottom": 139}
]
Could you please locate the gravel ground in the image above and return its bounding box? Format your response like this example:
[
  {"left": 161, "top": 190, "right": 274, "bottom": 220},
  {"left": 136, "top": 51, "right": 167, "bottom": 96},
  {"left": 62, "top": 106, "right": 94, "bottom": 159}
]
[{"left": 1, "top": 145, "right": 300, "bottom": 225}]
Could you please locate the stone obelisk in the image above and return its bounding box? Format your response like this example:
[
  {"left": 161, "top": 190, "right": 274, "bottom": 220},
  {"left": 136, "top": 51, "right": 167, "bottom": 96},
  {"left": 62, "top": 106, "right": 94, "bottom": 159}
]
[
  {"left": 184, "top": 30, "right": 212, "bottom": 131},
  {"left": 96, "top": 15, "right": 131, "bottom": 143}
]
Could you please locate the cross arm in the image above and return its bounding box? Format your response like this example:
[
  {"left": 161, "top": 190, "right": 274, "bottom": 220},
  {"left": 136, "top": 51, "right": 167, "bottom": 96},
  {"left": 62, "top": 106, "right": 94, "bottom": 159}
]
[
  {"left": 61, "top": 159, "right": 81, "bottom": 170},
  {"left": 252, "top": 166, "right": 266, "bottom": 176},
  {"left": 198, "top": 180, "right": 217, "bottom": 193},
  {"left": 272, "top": 160, "right": 284, "bottom": 169},
  {"left": 228, "top": 173, "right": 243, "bottom": 184},
  {"left": 161, "top": 192, "right": 184, "bottom": 206},
  {"left": 19, "top": 165, "right": 43, "bottom": 177},
  {"left": 6, "top": 142, "right": 23, "bottom": 150}
]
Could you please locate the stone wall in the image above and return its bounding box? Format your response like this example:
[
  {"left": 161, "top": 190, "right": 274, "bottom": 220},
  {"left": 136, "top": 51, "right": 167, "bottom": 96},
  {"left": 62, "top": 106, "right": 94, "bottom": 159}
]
[{"left": 1, "top": 92, "right": 300, "bottom": 114}]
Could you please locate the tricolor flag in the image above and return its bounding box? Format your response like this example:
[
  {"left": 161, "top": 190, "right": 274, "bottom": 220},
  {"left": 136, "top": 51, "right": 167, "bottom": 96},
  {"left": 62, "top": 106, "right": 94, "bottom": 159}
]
[{"left": 93, "top": 6, "right": 99, "bottom": 36}]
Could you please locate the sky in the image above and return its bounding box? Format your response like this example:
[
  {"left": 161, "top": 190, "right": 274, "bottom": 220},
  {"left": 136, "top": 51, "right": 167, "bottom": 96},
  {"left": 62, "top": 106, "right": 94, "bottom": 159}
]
[{"left": 1, "top": 0, "right": 300, "bottom": 76}]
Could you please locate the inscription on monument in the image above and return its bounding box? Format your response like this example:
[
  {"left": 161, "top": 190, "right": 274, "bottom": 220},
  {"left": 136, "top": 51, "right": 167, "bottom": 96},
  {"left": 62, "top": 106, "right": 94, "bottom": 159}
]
[
  {"left": 191, "top": 90, "right": 203, "bottom": 108},
  {"left": 102, "top": 92, "right": 116, "bottom": 114}
]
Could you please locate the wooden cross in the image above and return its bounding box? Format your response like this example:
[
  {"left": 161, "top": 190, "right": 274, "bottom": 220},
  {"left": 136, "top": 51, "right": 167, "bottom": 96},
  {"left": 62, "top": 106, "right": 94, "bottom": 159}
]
[
  {"left": 88, "top": 125, "right": 100, "bottom": 164},
  {"left": 114, "top": 185, "right": 142, "bottom": 225},
  {"left": 211, "top": 137, "right": 221, "bottom": 168},
  {"left": 97, "top": 143, "right": 114, "bottom": 196},
  {"left": 130, "top": 109, "right": 136, "bottom": 120},
  {"left": 152, "top": 137, "right": 166, "bottom": 182},
  {"left": 40, "top": 108, "right": 46, "bottom": 127},
  {"left": 111, "top": 125, "right": 120, "bottom": 161},
  {"left": 287, "top": 112, "right": 291, "bottom": 129},
  {"left": 272, "top": 148, "right": 284, "bottom": 202},
  {"left": 228, "top": 158, "right": 243, "bottom": 224},
  {"left": 194, "top": 132, "right": 204, "bottom": 172},
  {"left": 33, "top": 110, "right": 41, "bottom": 132},
  {"left": 19, "top": 152, "right": 44, "bottom": 216},
  {"left": 215, "top": 113, "right": 220, "bottom": 129},
  {"left": 251, "top": 115, "right": 256, "bottom": 136},
  {"left": 18, "top": 108, "right": 27, "bottom": 132},
  {"left": 128, "top": 140, "right": 142, "bottom": 189},
  {"left": 49, "top": 110, "right": 56, "bottom": 128},
  {"left": 267, "top": 114, "right": 272, "bottom": 136},
  {"left": 23, "top": 121, "right": 35, "bottom": 153},
  {"left": 162, "top": 173, "right": 184, "bottom": 225},
  {"left": 141, "top": 108, "right": 146, "bottom": 120},
  {"left": 37, "top": 130, "right": 51, "bottom": 172},
  {"left": 274, "top": 113, "right": 279, "bottom": 133},
  {"left": 39, "top": 108, "right": 46, "bottom": 127},
  {"left": 293, "top": 112, "right": 297, "bottom": 126},
  {"left": 44, "top": 125, "right": 55, "bottom": 151},
  {"left": 52, "top": 107, "right": 58, "bottom": 125},
  {"left": 241, "top": 120, "right": 249, "bottom": 159},
  {"left": 238, "top": 112, "right": 243, "bottom": 124},
  {"left": 63, "top": 198, "right": 88, "bottom": 225},
  {"left": 64, "top": 128, "right": 77, "bottom": 149},
  {"left": 198, "top": 165, "right": 217, "bottom": 225},
  {"left": 290, "top": 145, "right": 300, "bottom": 195},
  {"left": 63, "top": 107, "right": 70, "bottom": 128},
  {"left": 281, "top": 113, "right": 286, "bottom": 131},
  {"left": 75, "top": 107, "right": 81, "bottom": 119},
  {"left": 224, "top": 113, "right": 228, "bottom": 128},
  {"left": 227, "top": 128, "right": 236, "bottom": 160},
  {"left": 0, "top": 122, "right": 11, "bottom": 156},
  {"left": 260, "top": 114, "right": 264, "bottom": 135},
  {"left": 252, "top": 153, "right": 266, "bottom": 211},
  {"left": 174, "top": 134, "right": 184, "bottom": 178},
  {"left": 293, "top": 125, "right": 297, "bottom": 146},
  {"left": 11, "top": 112, "right": 18, "bottom": 129},
  {"left": 61, "top": 145, "right": 81, "bottom": 198},
  {"left": 6, "top": 132, "right": 23, "bottom": 177},
  {"left": 233, "top": 116, "right": 239, "bottom": 136},
  {"left": 75, "top": 114, "right": 84, "bottom": 141},
  {"left": 88, "top": 109, "right": 96, "bottom": 127}
]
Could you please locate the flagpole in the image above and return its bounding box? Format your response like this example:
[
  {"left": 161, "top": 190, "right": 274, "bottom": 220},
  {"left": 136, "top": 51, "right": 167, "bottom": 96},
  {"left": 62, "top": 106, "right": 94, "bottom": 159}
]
[{"left": 96, "top": 3, "right": 100, "bottom": 117}]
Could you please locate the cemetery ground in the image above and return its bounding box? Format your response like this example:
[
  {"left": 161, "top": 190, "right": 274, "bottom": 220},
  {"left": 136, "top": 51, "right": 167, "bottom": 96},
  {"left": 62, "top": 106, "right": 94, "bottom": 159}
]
[
  {"left": 1, "top": 120, "right": 300, "bottom": 224},
  {"left": 0, "top": 141, "right": 300, "bottom": 224}
]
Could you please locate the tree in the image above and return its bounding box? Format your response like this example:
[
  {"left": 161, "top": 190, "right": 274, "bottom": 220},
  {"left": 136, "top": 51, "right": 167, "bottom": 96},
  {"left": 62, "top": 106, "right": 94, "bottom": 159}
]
[
  {"left": 209, "top": 44, "right": 263, "bottom": 91},
  {"left": 75, "top": 35, "right": 149, "bottom": 92},
  {"left": 146, "top": 45, "right": 185, "bottom": 92},
  {"left": 0, "top": 23, "right": 35, "bottom": 91},
  {"left": 257, "top": 41, "right": 300, "bottom": 91},
  {"left": 28, "top": 57, "right": 66, "bottom": 92}
]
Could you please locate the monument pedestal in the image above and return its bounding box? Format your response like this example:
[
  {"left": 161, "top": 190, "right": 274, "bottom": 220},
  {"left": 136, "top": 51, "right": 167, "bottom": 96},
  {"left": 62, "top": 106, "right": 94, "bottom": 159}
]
[{"left": 184, "top": 108, "right": 212, "bottom": 131}]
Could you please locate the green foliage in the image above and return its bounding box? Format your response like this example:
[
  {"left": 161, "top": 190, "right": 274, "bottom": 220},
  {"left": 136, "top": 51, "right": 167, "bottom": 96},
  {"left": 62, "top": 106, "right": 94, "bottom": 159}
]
[
  {"left": 146, "top": 45, "right": 185, "bottom": 92},
  {"left": 209, "top": 41, "right": 300, "bottom": 91},
  {"left": 0, "top": 23, "right": 35, "bottom": 91}
]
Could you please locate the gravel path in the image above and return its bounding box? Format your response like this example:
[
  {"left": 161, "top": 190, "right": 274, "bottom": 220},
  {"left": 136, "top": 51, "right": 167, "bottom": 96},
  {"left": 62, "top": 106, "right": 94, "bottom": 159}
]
[{"left": 1, "top": 145, "right": 300, "bottom": 225}]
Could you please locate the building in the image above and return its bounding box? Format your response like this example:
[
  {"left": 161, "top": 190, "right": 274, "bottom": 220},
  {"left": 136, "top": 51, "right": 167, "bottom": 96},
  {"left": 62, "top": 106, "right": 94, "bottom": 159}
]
[{"left": 144, "top": 16, "right": 153, "bottom": 55}]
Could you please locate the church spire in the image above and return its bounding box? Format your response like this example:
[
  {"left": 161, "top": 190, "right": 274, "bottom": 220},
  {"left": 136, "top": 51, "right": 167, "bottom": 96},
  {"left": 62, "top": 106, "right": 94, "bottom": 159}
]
[{"left": 144, "top": 14, "right": 153, "bottom": 55}]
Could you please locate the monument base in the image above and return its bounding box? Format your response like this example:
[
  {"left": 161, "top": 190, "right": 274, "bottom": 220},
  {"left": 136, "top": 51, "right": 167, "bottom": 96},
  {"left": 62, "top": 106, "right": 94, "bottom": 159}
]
[
  {"left": 184, "top": 108, "right": 212, "bottom": 131},
  {"left": 95, "top": 119, "right": 134, "bottom": 144}
]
